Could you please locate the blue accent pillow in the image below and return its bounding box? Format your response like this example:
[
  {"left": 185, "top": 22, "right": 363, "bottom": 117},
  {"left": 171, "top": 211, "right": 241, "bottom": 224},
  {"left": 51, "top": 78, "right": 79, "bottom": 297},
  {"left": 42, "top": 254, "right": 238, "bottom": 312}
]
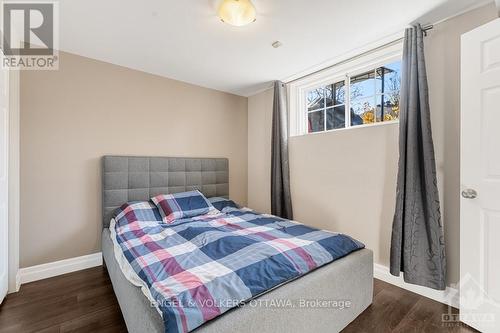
[{"left": 151, "top": 190, "right": 215, "bottom": 223}]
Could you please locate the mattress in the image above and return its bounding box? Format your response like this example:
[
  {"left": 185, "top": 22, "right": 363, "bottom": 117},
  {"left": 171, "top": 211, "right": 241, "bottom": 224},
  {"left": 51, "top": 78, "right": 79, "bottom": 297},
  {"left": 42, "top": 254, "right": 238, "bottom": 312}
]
[
  {"left": 111, "top": 202, "right": 366, "bottom": 332},
  {"left": 103, "top": 228, "right": 373, "bottom": 333}
]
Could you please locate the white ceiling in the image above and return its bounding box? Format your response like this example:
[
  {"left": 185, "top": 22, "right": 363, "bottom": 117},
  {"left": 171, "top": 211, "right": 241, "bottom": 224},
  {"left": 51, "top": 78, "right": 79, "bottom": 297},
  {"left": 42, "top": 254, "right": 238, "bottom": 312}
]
[{"left": 59, "top": 0, "right": 492, "bottom": 96}]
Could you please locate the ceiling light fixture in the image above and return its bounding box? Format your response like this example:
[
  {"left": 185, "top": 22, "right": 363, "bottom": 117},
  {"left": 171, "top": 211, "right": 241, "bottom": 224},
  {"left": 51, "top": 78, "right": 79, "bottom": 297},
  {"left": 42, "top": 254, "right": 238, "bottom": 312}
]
[
  {"left": 217, "top": 0, "right": 256, "bottom": 27},
  {"left": 272, "top": 41, "right": 282, "bottom": 48}
]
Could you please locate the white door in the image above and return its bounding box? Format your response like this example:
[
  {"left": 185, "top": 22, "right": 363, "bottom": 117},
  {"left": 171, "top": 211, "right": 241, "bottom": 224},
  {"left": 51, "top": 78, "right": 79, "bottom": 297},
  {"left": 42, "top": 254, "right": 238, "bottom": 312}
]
[
  {"left": 461, "top": 18, "right": 500, "bottom": 333},
  {"left": 0, "top": 50, "right": 9, "bottom": 303}
]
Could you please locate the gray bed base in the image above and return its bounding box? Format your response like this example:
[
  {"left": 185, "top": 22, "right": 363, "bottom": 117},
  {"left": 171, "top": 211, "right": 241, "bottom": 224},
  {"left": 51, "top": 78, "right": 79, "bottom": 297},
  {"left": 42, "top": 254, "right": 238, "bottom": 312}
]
[
  {"left": 103, "top": 229, "right": 373, "bottom": 333},
  {"left": 101, "top": 156, "right": 373, "bottom": 332}
]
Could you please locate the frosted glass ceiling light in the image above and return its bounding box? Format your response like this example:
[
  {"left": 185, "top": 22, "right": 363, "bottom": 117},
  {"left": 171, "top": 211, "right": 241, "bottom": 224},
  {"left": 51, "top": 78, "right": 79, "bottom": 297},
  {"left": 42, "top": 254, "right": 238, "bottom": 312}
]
[{"left": 218, "top": 0, "right": 256, "bottom": 27}]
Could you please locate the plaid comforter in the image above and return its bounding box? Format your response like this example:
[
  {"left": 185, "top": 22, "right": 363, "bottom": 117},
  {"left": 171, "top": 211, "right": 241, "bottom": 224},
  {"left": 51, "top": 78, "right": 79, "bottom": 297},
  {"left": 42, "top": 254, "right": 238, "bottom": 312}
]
[{"left": 111, "top": 202, "right": 364, "bottom": 333}]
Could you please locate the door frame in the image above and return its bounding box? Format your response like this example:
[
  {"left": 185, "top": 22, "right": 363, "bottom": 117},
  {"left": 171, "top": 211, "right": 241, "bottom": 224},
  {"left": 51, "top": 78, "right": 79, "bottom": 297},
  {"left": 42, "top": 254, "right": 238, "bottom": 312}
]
[
  {"left": 8, "top": 65, "right": 20, "bottom": 293},
  {"left": 0, "top": 48, "right": 20, "bottom": 293},
  {"left": 4, "top": 23, "right": 21, "bottom": 293}
]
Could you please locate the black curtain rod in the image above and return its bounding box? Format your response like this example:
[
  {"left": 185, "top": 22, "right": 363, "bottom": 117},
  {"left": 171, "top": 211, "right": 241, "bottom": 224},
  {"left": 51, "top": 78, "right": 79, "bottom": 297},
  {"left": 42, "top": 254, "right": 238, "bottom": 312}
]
[{"left": 285, "top": 24, "right": 433, "bottom": 84}]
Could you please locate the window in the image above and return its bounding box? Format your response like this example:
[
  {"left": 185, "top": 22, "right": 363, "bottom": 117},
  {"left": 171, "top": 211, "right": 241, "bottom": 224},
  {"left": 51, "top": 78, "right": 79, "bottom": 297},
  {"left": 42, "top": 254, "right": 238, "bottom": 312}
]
[
  {"left": 305, "top": 61, "right": 401, "bottom": 134},
  {"left": 306, "top": 81, "right": 346, "bottom": 132},
  {"left": 288, "top": 44, "right": 402, "bottom": 136}
]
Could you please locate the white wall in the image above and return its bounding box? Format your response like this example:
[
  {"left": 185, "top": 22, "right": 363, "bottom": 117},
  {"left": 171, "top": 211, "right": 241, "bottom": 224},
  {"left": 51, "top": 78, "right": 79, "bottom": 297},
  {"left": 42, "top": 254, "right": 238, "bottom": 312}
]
[{"left": 247, "top": 3, "right": 497, "bottom": 286}]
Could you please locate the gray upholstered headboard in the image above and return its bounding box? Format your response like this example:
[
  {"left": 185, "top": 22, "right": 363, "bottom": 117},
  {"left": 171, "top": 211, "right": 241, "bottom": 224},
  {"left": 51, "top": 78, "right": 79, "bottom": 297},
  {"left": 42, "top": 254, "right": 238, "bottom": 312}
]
[{"left": 102, "top": 156, "right": 229, "bottom": 228}]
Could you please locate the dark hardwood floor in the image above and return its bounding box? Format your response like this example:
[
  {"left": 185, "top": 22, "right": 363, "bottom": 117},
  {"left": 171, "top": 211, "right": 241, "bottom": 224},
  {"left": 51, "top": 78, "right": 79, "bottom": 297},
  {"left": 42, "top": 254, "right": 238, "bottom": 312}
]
[
  {"left": 0, "top": 267, "right": 126, "bottom": 333},
  {"left": 0, "top": 266, "right": 476, "bottom": 333},
  {"left": 343, "top": 279, "right": 476, "bottom": 333}
]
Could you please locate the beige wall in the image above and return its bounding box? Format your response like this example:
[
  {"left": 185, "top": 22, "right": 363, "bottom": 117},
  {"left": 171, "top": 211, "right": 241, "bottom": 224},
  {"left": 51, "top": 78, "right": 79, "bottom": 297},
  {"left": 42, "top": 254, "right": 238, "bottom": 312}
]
[
  {"left": 20, "top": 52, "right": 248, "bottom": 267},
  {"left": 247, "top": 4, "right": 496, "bottom": 286},
  {"left": 247, "top": 88, "right": 273, "bottom": 213}
]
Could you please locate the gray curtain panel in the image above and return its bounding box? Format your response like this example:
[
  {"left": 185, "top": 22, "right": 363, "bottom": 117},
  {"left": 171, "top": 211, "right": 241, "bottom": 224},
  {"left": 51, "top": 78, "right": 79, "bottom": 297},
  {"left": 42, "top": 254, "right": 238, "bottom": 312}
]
[
  {"left": 271, "top": 81, "right": 293, "bottom": 219},
  {"left": 390, "top": 24, "right": 446, "bottom": 290}
]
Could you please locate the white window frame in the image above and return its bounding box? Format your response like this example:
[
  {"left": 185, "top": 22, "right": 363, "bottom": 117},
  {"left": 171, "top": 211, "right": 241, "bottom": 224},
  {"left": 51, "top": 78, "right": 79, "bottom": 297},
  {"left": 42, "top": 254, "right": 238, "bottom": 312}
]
[{"left": 288, "top": 42, "right": 403, "bottom": 137}]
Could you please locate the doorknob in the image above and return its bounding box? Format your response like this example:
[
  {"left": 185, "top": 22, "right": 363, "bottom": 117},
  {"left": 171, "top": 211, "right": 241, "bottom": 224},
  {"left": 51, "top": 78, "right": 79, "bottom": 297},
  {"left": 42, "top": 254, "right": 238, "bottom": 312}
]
[{"left": 461, "top": 189, "right": 478, "bottom": 199}]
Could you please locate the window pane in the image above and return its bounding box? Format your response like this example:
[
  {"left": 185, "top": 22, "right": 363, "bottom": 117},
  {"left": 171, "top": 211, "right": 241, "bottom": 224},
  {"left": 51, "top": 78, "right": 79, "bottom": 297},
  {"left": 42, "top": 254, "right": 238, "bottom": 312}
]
[
  {"left": 301, "top": 59, "right": 401, "bottom": 135},
  {"left": 376, "top": 61, "right": 401, "bottom": 94},
  {"left": 351, "top": 97, "right": 376, "bottom": 126},
  {"left": 326, "top": 106, "right": 345, "bottom": 130},
  {"left": 307, "top": 87, "right": 325, "bottom": 111},
  {"left": 350, "top": 70, "right": 375, "bottom": 100},
  {"left": 326, "top": 81, "right": 345, "bottom": 107},
  {"left": 378, "top": 94, "right": 400, "bottom": 122},
  {"left": 308, "top": 110, "right": 324, "bottom": 133}
]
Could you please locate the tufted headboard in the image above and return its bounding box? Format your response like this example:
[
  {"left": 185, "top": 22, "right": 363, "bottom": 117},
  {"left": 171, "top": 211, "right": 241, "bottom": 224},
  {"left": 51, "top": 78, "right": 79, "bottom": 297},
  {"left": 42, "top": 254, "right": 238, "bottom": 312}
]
[{"left": 102, "top": 156, "right": 229, "bottom": 228}]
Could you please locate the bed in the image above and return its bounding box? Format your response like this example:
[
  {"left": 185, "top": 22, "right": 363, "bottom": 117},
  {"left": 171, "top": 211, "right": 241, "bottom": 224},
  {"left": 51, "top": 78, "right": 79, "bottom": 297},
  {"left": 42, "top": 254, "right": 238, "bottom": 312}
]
[{"left": 101, "top": 156, "right": 373, "bottom": 333}]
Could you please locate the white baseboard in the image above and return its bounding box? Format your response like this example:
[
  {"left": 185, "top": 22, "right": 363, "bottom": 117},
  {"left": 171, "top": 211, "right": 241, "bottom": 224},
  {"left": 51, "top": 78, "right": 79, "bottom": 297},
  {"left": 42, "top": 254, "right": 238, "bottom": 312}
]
[
  {"left": 374, "top": 263, "right": 459, "bottom": 309},
  {"left": 19, "top": 252, "right": 103, "bottom": 285},
  {"left": 16, "top": 252, "right": 459, "bottom": 309}
]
